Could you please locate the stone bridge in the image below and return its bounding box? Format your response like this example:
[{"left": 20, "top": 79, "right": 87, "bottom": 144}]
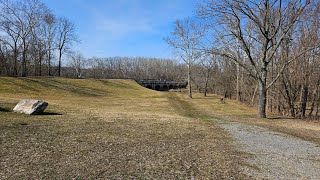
[{"left": 137, "top": 80, "right": 187, "bottom": 91}]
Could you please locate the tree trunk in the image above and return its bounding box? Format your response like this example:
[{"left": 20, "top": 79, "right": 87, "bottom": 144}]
[
  {"left": 258, "top": 80, "right": 267, "bottom": 118},
  {"left": 316, "top": 100, "right": 319, "bottom": 120},
  {"left": 39, "top": 57, "right": 42, "bottom": 76},
  {"left": 13, "top": 46, "right": 18, "bottom": 76},
  {"left": 308, "top": 84, "right": 319, "bottom": 119},
  {"left": 315, "top": 81, "right": 320, "bottom": 120},
  {"left": 13, "top": 55, "right": 18, "bottom": 76},
  {"left": 21, "top": 40, "right": 27, "bottom": 77},
  {"left": 282, "top": 78, "right": 295, "bottom": 117},
  {"left": 34, "top": 58, "right": 37, "bottom": 76},
  {"left": 187, "top": 62, "right": 192, "bottom": 98},
  {"left": 299, "top": 85, "right": 308, "bottom": 119},
  {"left": 58, "top": 50, "right": 62, "bottom": 77},
  {"left": 258, "top": 67, "right": 267, "bottom": 118},
  {"left": 251, "top": 84, "right": 258, "bottom": 105},
  {"left": 204, "top": 70, "right": 210, "bottom": 97},
  {"left": 224, "top": 91, "right": 227, "bottom": 98},
  {"left": 308, "top": 93, "right": 316, "bottom": 120},
  {"left": 38, "top": 49, "right": 43, "bottom": 76},
  {"left": 47, "top": 49, "right": 51, "bottom": 76},
  {"left": 236, "top": 62, "right": 240, "bottom": 101},
  {"left": 22, "top": 52, "right": 27, "bottom": 77}
]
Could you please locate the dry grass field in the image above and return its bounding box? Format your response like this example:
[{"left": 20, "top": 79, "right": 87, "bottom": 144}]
[
  {"left": 0, "top": 77, "right": 250, "bottom": 179},
  {"left": 1, "top": 77, "right": 319, "bottom": 179}
]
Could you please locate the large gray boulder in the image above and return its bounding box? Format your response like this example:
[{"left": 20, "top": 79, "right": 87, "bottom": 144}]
[{"left": 13, "top": 99, "right": 48, "bottom": 115}]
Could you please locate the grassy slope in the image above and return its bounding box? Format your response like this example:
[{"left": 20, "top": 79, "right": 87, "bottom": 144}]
[{"left": 0, "top": 77, "right": 249, "bottom": 179}]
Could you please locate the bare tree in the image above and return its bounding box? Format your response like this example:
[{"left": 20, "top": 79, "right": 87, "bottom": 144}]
[
  {"left": 0, "top": 0, "right": 80, "bottom": 77},
  {"left": 166, "top": 18, "right": 206, "bottom": 98},
  {"left": 0, "top": 40, "right": 9, "bottom": 74},
  {"left": 198, "top": 53, "right": 217, "bottom": 96},
  {"left": 29, "top": 24, "right": 46, "bottom": 76},
  {"left": 69, "top": 52, "right": 86, "bottom": 78},
  {"left": 57, "top": 17, "right": 76, "bottom": 77},
  {"left": 0, "top": 0, "right": 45, "bottom": 77},
  {"left": 199, "top": 0, "right": 315, "bottom": 118},
  {"left": 0, "top": 0, "right": 22, "bottom": 76},
  {"left": 43, "top": 11, "right": 56, "bottom": 76}
]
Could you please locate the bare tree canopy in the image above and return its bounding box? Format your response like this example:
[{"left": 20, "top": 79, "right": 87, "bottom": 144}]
[
  {"left": 198, "top": 0, "right": 319, "bottom": 118},
  {"left": 0, "top": 0, "right": 77, "bottom": 77},
  {"left": 57, "top": 17, "right": 77, "bottom": 77},
  {"left": 165, "top": 17, "right": 207, "bottom": 98}
]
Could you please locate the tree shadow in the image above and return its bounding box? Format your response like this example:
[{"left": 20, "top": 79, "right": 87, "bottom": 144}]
[{"left": 267, "top": 116, "right": 293, "bottom": 120}]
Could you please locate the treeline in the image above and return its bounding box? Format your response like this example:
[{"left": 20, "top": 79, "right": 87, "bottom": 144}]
[
  {"left": 0, "top": 0, "right": 77, "bottom": 77},
  {"left": 62, "top": 56, "right": 186, "bottom": 81},
  {"left": 166, "top": 0, "right": 320, "bottom": 119},
  {"left": 85, "top": 57, "right": 185, "bottom": 81}
]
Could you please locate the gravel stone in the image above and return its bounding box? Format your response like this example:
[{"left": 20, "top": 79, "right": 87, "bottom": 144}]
[{"left": 219, "top": 121, "right": 320, "bottom": 179}]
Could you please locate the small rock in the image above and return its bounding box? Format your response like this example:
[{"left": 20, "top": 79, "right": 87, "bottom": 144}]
[{"left": 13, "top": 99, "right": 48, "bottom": 115}]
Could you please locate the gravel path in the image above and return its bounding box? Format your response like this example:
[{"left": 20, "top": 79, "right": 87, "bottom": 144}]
[{"left": 219, "top": 121, "right": 320, "bottom": 179}]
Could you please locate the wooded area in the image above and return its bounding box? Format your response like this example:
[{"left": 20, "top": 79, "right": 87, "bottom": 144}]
[
  {"left": 0, "top": 0, "right": 319, "bottom": 119},
  {"left": 166, "top": 0, "right": 320, "bottom": 119},
  {"left": 0, "top": 0, "right": 76, "bottom": 77}
]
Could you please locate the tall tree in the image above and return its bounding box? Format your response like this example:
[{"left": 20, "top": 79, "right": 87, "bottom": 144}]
[
  {"left": 166, "top": 18, "right": 206, "bottom": 98},
  {"left": 43, "top": 11, "right": 56, "bottom": 76},
  {"left": 57, "top": 17, "right": 76, "bottom": 77},
  {"left": 199, "top": 0, "right": 315, "bottom": 118},
  {"left": 29, "top": 24, "right": 46, "bottom": 76}
]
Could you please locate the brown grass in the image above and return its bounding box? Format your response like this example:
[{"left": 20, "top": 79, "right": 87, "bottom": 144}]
[
  {"left": 188, "top": 93, "right": 320, "bottom": 146},
  {"left": 0, "top": 77, "right": 250, "bottom": 179}
]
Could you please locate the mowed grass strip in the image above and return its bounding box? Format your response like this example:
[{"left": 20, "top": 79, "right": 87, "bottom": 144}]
[{"left": 0, "top": 77, "right": 249, "bottom": 179}]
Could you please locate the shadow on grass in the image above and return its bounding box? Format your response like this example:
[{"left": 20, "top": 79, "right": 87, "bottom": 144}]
[
  {"left": 1, "top": 106, "right": 62, "bottom": 116},
  {"left": 40, "top": 112, "right": 63, "bottom": 116},
  {"left": 19, "top": 122, "right": 28, "bottom": 126},
  {"left": 0, "top": 107, "right": 11, "bottom": 112},
  {"left": 267, "top": 116, "right": 293, "bottom": 120}
]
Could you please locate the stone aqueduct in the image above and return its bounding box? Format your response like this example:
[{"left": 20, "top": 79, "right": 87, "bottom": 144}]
[{"left": 136, "top": 80, "right": 187, "bottom": 91}]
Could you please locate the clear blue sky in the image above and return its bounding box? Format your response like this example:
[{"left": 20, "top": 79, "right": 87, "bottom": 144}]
[{"left": 42, "top": 0, "right": 197, "bottom": 58}]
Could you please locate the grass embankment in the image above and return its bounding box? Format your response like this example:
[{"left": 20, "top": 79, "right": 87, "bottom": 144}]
[{"left": 0, "top": 77, "right": 249, "bottom": 179}]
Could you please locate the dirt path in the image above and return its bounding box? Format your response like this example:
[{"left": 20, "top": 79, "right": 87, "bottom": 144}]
[
  {"left": 173, "top": 93, "right": 320, "bottom": 179},
  {"left": 170, "top": 93, "right": 320, "bottom": 179},
  {"left": 219, "top": 121, "right": 320, "bottom": 179}
]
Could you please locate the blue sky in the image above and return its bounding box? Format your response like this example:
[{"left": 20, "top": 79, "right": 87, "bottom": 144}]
[{"left": 42, "top": 0, "right": 197, "bottom": 58}]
